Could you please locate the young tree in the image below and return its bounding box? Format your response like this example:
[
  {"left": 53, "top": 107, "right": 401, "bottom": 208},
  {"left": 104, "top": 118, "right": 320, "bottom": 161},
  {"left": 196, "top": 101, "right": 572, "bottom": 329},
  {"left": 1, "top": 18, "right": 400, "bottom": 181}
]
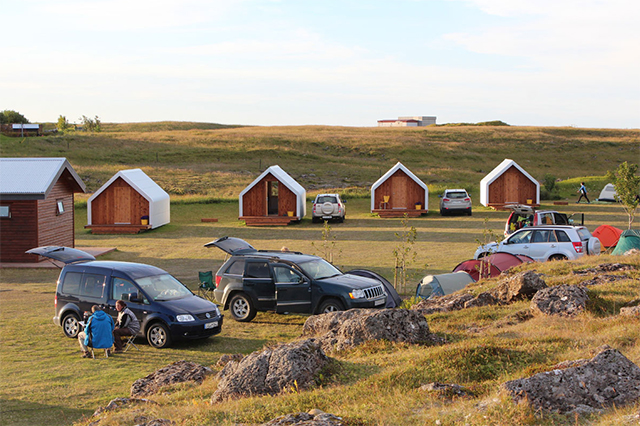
[
  {"left": 56, "top": 115, "right": 70, "bottom": 132},
  {"left": 392, "top": 215, "right": 418, "bottom": 295},
  {"left": 80, "top": 115, "right": 102, "bottom": 132},
  {"left": 607, "top": 162, "right": 640, "bottom": 229},
  {"left": 311, "top": 220, "right": 341, "bottom": 264}
]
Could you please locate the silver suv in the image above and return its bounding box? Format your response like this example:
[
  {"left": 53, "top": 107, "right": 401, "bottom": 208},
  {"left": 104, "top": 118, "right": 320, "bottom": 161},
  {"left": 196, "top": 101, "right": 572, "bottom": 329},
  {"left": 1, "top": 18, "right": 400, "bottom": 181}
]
[
  {"left": 474, "top": 225, "right": 601, "bottom": 262},
  {"left": 439, "top": 189, "right": 472, "bottom": 216},
  {"left": 312, "top": 194, "right": 346, "bottom": 223}
]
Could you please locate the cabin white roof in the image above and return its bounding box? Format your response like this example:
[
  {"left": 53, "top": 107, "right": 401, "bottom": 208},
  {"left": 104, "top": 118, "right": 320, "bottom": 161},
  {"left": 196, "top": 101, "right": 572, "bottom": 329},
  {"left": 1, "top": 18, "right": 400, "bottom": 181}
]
[
  {"left": 239, "top": 165, "right": 306, "bottom": 217},
  {"left": 370, "top": 162, "right": 429, "bottom": 210},
  {"left": 89, "top": 168, "right": 169, "bottom": 203},
  {"left": 480, "top": 159, "right": 539, "bottom": 206},
  {"left": 0, "top": 157, "right": 86, "bottom": 200}
]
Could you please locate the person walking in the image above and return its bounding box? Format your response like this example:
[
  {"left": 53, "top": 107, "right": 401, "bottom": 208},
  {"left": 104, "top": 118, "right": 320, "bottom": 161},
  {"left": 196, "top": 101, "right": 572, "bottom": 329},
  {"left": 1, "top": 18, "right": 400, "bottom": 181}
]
[
  {"left": 113, "top": 300, "right": 141, "bottom": 353},
  {"left": 577, "top": 182, "right": 590, "bottom": 204}
]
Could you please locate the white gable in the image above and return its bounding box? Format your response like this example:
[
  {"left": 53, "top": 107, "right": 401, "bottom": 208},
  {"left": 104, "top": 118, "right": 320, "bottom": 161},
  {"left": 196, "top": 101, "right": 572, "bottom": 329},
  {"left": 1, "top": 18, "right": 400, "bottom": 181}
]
[
  {"left": 239, "top": 165, "right": 306, "bottom": 217},
  {"left": 370, "top": 162, "right": 429, "bottom": 210},
  {"left": 479, "top": 159, "right": 540, "bottom": 206},
  {"left": 0, "top": 157, "right": 86, "bottom": 199},
  {"left": 87, "top": 169, "right": 170, "bottom": 228}
]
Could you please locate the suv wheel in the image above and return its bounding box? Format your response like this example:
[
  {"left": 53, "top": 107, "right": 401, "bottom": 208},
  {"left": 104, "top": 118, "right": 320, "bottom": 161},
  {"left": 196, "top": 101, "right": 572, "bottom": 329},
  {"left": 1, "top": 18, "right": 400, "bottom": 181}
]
[
  {"left": 229, "top": 292, "right": 256, "bottom": 322},
  {"left": 319, "top": 298, "right": 345, "bottom": 314},
  {"left": 147, "top": 322, "right": 172, "bottom": 348},
  {"left": 549, "top": 254, "right": 567, "bottom": 261},
  {"left": 62, "top": 312, "right": 80, "bottom": 338}
]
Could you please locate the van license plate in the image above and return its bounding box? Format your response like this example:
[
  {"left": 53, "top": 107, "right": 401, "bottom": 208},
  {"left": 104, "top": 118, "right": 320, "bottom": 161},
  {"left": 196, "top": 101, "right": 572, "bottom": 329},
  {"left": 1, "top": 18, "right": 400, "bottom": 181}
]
[
  {"left": 375, "top": 298, "right": 385, "bottom": 306},
  {"left": 205, "top": 321, "right": 218, "bottom": 329}
]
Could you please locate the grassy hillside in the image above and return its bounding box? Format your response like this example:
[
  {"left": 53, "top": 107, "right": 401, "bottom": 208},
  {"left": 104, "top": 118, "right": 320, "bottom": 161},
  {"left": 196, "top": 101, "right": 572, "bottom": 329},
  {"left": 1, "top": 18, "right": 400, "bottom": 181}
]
[{"left": 1, "top": 124, "right": 637, "bottom": 201}]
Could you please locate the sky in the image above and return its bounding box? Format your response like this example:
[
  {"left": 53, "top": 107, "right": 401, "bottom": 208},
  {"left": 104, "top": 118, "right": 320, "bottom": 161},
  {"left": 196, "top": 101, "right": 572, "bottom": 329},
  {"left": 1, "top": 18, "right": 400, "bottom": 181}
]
[{"left": 2, "top": 0, "right": 639, "bottom": 128}]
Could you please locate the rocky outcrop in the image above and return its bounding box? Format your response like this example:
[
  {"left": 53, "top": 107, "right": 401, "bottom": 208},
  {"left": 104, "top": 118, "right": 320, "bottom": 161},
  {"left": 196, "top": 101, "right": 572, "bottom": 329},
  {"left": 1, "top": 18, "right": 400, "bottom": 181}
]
[
  {"left": 212, "top": 339, "right": 328, "bottom": 403},
  {"left": 130, "top": 360, "right": 212, "bottom": 397},
  {"left": 530, "top": 284, "right": 588, "bottom": 317},
  {"left": 573, "top": 263, "right": 636, "bottom": 274},
  {"left": 412, "top": 293, "right": 475, "bottom": 314},
  {"left": 302, "top": 308, "right": 442, "bottom": 353},
  {"left": 488, "top": 271, "right": 547, "bottom": 303},
  {"left": 620, "top": 305, "right": 640, "bottom": 317},
  {"left": 92, "top": 397, "right": 158, "bottom": 416},
  {"left": 502, "top": 348, "right": 640, "bottom": 414},
  {"left": 262, "top": 409, "right": 343, "bottom": 426}
]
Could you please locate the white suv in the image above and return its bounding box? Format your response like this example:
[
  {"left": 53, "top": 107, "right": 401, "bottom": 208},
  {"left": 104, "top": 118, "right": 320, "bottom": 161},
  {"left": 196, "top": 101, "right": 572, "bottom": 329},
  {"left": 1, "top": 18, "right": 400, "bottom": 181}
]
[
  {"left": 474, "top": 225, "right": 601, "bottom": 262},
  {"left": 312, "top": 194, "right": 346, "bottom": 223}
]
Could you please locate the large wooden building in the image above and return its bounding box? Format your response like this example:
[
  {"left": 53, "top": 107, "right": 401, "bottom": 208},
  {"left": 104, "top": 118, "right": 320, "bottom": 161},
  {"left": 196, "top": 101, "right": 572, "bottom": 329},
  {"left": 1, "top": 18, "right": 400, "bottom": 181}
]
[
  {"left": 371, "top": 162, "right": 429, "bottom": 218},
  {"left": 239, "top": 165, "right": 306, "bottom": 226},
  {"left": 480, "top": 159, "right": 540, "bottom": 208},
  {"left": 86, "top": 169, "right": 170, "bottom": 234},
  {"left": 0, "top": 158, "right": 86, "bottom": 263}
]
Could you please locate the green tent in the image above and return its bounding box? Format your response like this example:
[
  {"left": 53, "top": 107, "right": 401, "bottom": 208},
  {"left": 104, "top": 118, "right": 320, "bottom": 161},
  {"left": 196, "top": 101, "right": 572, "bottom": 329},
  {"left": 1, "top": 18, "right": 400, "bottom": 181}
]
[{"left": 611, "top": 230, "right": 640, "bottom": 255}]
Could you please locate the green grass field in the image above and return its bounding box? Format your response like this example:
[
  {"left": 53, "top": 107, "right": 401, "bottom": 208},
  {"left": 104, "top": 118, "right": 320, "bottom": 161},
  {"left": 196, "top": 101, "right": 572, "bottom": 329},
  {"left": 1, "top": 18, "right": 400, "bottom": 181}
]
[{"left": 0, "top": 123, "right": 639, "bottom": 425}]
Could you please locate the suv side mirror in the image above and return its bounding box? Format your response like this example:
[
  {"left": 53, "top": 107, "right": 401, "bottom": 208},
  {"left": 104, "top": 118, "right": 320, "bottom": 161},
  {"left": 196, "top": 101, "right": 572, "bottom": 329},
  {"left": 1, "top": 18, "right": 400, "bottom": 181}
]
[{"left": 126, "top": 292, "right": 143, "bottom": 303}]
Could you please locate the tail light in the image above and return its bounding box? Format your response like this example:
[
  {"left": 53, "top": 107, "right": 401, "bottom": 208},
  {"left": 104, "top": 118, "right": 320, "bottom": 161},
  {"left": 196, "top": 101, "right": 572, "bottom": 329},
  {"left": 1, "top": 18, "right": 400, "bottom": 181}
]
[
  {"left": 572, "top": 242, "right": 583, "bottom": 253},
  {"left": 464, "top": 197, "right": 471, "bottom": 202},
  {"left": 443, "top": 198, "right": 450, "bottom": 202},
  {"left": 55, "top": 294, "right": 57, "bottom": 307},
  {"left": 215, "top": 275, "right": 222, "bottom": 288}
]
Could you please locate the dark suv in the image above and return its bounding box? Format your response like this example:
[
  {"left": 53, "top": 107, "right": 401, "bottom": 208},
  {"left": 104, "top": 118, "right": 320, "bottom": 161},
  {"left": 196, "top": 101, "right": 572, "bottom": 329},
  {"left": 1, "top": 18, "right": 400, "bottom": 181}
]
[
  {"left": 206, "top": 237, "right": 387, "bottom": 322},
  {"left": 28, "top": 246, "right": 223, "bottom": 348}
]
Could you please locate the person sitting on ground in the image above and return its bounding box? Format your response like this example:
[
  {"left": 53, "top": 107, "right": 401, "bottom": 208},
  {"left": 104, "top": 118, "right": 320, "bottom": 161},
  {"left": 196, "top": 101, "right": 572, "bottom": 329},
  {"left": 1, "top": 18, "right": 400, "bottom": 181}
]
[
  {"left": 78, "top": 305, "right": 114, "bottom": 358},
  {"left": 113, "top": 300, "right": 141, "bottom": 353}
]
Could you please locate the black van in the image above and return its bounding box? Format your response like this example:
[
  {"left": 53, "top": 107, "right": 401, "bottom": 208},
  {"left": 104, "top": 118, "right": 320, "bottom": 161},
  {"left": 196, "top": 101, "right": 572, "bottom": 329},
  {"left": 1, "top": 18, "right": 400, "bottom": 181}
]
[{"left": 28, "top": 246, "right": 223, "bottom": 348}]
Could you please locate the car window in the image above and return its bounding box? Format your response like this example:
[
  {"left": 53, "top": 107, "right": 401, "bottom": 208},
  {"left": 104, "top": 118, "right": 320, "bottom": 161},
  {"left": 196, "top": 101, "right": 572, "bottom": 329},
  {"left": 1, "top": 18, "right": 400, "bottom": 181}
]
[
  {"left": 556, "top": 230, "right": 571, "bottom": 242},
  {"left": 112, "top": 277, "right": 139, "bottom": 301},
  {"left": 540, "top": 213, "right": 553, "bottom": 225},
  {"left": 316, "top": 196, "right": 337, "bottom": 203},
  {"left": 445, "top": 191, "right": 467, "bottom": 199},
  {"left": 135, "top": 274, "right": 192, "bottom": 301},
  {"left": 244, "top": 261, "right": 271, "bottom": 278},
  {"left": 577, "top": 228, "right": 591, "bottom": 240},
  {"left": 532, "top": 230, "right": 550, "bottom": 243},
  {"left": 273, "top": 265, "right": 302, "bottom": 283},
  {"left": 81, "top": 273, "right": 107, "bottom": 299},
  {"left": 508, "top": 230, "right": 533, "bottom": 244},
  {"left": 225, "top": 259, "right": 245, "bottom": 275},
  {"left": 554, "top": 213, "right": 569, "bottom": 225},
  {"left": 548, "top": 230, "right": 558, "bottom": 242},
  {"left": 297, "top": 258, "right": 342, "bottom": 280},
  {"left": 61, "top": 272, "right": 82, "bottom": 295}
]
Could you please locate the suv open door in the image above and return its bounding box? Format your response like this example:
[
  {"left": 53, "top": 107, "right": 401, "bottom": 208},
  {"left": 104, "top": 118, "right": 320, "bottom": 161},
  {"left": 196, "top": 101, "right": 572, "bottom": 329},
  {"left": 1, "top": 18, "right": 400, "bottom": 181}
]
[
  {"left": 26, "top": 246, "right": 95, "bottom": 264},
  {"left": 204, "top": 237, "right": 257, "bottom": 254}
]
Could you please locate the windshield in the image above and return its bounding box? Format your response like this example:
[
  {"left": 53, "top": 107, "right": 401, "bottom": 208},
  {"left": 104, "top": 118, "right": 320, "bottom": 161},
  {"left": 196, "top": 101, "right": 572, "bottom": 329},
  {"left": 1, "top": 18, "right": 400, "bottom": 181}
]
[
  {"left": 135, "top": 274, "right": 193, "bottom": 301},
  {"left": 446, "top": 191, "right": 467, "bottom": 199},
  {"left": 297, "top": 258, "right": 342, "bottom": 280}
]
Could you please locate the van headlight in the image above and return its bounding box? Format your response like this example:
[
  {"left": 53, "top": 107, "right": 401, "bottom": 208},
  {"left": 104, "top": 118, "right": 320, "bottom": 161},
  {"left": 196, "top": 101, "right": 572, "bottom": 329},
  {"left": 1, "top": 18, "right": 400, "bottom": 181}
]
[
  {"left": 176, "top": 314, "right": 195, "bottom": 322},
  {"left": 349, "top": 289, "right": 365, "bottom": 299}
]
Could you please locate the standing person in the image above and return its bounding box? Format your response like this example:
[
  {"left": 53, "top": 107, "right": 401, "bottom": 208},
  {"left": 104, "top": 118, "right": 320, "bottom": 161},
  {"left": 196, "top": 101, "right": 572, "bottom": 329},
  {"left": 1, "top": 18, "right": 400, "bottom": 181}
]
[
  {"left": 78, "top": 305, "right": 114, "bottom": 358},
  {"left": 113, "top": 300, "right": 140, "bottom": 353},
  {"left": 577, "top": 182, "right": 590, "bottom": 204}
]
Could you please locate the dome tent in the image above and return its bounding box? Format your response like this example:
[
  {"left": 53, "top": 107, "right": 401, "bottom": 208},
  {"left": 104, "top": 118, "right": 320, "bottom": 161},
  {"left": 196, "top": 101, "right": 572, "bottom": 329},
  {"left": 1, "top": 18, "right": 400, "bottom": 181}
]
[
  {"left": 592, "top": 225, "right": 624, "bottom": 248},
  {"left": 416, "top": 272, "right": 475, "bottom": 300},
  {"left": 611, "top": 230, "right": 640, "bottom": 255},
  {"left": 597, "top": 183, "right": 617, "bottom": 202}
]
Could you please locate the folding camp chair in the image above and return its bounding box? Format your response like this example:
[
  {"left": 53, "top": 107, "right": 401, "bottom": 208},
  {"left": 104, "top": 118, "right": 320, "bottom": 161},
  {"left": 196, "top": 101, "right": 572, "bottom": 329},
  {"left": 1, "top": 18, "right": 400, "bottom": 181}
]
[
  {"left": 122, "top": 334, "right": 140, "bottom": 352},
  {"left": 198, "top": 271, "right": 215, "bottom": 301},
  {"left": 90, "top": 347, "right": 110, "bottom": 359}
]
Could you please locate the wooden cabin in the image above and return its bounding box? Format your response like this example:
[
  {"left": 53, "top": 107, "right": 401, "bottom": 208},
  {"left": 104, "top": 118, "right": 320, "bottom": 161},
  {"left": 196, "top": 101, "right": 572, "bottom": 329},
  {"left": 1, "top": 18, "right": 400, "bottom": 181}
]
[
  {"left": 0, "top": 158, "right": 86, "bottom": 263},
  {"left": 480, "top": 159, "right": 540, "bottom": 209},
  {"left": 239, "top": 166, "right": 306, "bottom": 226},
  {"left": 86, "top": 169, "right": 170, "bottom": 234},
  {"left": 371, "top": 162, "right": 429, "bottom": 218}
]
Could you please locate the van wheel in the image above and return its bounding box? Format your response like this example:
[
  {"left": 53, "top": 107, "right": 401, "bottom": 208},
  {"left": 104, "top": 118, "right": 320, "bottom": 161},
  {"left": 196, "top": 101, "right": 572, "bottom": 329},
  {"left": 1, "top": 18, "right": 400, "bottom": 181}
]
[
  {"left": 319, "top": 299, "right": 345, "bottom": 314},
  {"left": 549, "top": 254, "right": 567, "bottom": 261},
  {"left": 229, "top": 293, "right": 256, "bottom": 322},
  {"left": 147, "top": 323, "right": 172, "bottom": 348},
  {"left": 62, "top": 313, "right": 80, "bottom": 338}
]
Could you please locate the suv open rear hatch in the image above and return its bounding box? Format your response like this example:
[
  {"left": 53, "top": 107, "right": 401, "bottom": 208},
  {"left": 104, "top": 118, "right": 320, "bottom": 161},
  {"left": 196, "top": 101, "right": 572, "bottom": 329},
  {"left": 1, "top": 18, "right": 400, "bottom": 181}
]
[
  {"left": 26, "top": 246, "right": 95, "bottom": 264},
  {"left": 204, "top": 237, "right": 257, "bottom": 254}
]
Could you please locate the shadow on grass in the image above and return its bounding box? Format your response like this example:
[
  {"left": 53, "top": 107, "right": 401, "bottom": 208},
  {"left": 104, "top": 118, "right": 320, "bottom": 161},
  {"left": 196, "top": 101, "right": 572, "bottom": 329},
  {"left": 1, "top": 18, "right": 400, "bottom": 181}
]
[{"left": 0, "top": 398, "right": 92, "bottom": 426}]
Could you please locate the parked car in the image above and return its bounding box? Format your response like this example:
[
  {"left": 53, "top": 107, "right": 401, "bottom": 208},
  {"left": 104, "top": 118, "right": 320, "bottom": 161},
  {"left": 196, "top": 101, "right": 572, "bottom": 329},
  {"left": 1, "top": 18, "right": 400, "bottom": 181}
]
[
  {"left": 474, "top": 225, "right": 601, "bottom": 262},
  {"left": 206, "top": 237, "right": 387, "bottom": 322},
  {"left": 504, "top": 204, "right": 583, "bottom": 237},
  {"left": 439, "top": 189, "right": 472, "bottom": 216},
  {"left": 27, "top": 246, "right": 223, "bottom": 348},
  {"left": 312, "top": 193, "right": 346, "bottom": 223}
]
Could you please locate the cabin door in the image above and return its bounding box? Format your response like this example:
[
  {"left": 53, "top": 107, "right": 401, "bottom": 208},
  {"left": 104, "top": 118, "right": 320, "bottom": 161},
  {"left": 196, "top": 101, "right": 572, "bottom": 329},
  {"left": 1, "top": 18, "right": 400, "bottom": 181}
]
[
  {"left": 114, "top": 186, "right": 132, "bottom": 224},
  {"left": 267, "top": 181, "right": 279, "bottom": 215},
  {"left": 391, "top": 176, "right": 408, "bottom": 208}
]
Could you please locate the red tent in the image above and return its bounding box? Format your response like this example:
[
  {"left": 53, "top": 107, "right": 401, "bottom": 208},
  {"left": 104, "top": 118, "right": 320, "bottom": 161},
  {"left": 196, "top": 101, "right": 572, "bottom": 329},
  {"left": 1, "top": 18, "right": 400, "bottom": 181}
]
[
  {"left": 592, "top": 225, "right": 623, "bottom": 248},
  {"left": 483, "top": 252, "right": 525, "bottom": 272},
  {"left": 452, "top": 259, "right": 502, "bottom": 281}
]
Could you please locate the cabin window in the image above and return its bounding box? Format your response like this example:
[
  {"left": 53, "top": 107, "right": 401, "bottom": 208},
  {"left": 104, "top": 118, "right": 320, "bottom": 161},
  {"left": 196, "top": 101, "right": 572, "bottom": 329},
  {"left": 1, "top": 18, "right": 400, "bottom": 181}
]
[
  {"left": 56, "top": 200, "right": 65, "bottom": 215},
  {"left": 0, "top": 205, "right": 10, "bottom": 218}
]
